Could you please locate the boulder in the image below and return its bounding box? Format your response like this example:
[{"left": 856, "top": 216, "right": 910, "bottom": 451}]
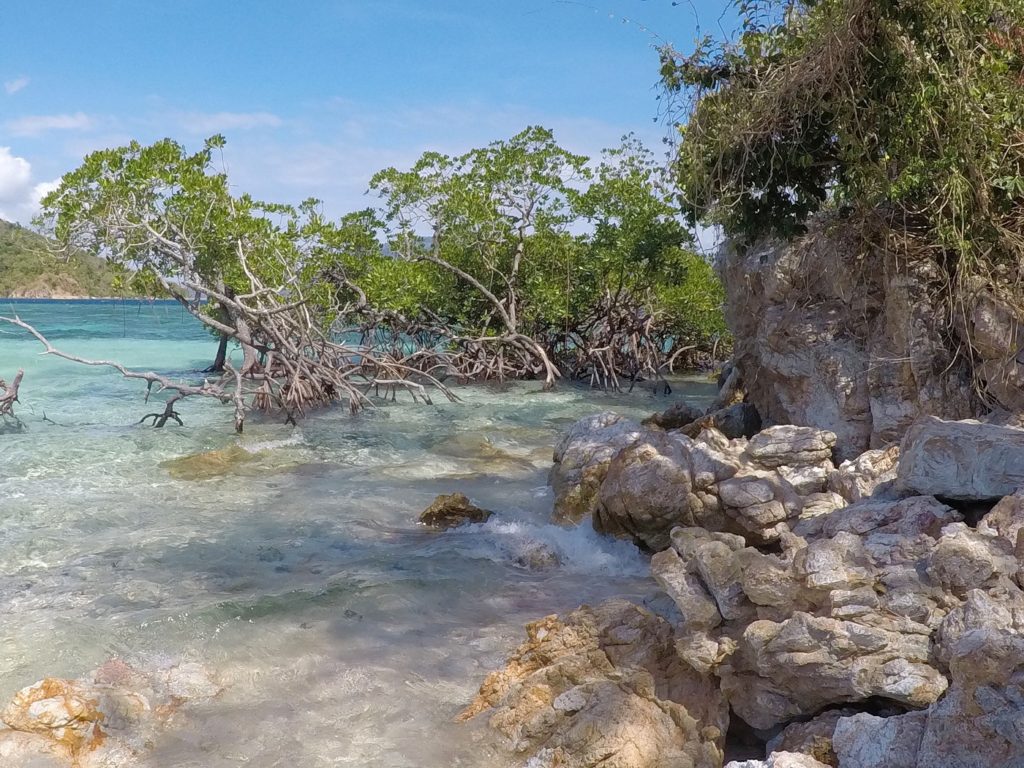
[
  {"left": 833, "top": 628, "right": 1024, "bottom": 767},
  {"left": 594, "top": 430, "right": 738, "bottom": 551},
  {"left": 898, "top": 417, "right": 1024, "bottom": 500},
  {"left": 745, "top": 426, "right": 836, "bottom": 468},
  {"left": 719, "top": 612, "right": 946, "bottom": 729},
  {"left": 418, "top": 492, "right": 493, "bottom": 529},
  {"left": 457, "top": 600, "right": 726, "bottom": 768},
  {"left": 550, "top": 413, "right": 644, "bottom": 523},
  {"left": 827, "top": 445, "right": 900, "bottom": 502}
]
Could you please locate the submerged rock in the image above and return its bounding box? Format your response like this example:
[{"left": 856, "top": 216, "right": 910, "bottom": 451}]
[
  {"left": 418, "top": 492, "right": 493, "bottom": 529},
  {"left": 161, "top": 444, "right": 259, "bottom": 479},
  {"left": 458, "top": 599, "right": 727, "bottom": 768},
  {"left": 0, "top": 659, "right": 221, "bottom": 768}
]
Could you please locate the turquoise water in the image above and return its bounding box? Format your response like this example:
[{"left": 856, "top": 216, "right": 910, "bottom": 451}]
[{"left": 0, "top": 300, "right": 716, "bottom": 767}]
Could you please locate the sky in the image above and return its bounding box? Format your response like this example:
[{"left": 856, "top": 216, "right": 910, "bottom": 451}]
[{"left": 0, "top": 0, "right": 738, "bottom": 225}]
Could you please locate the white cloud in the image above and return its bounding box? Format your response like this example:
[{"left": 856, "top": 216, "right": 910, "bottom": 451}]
[
  {"left": 5, "top": 112, "right": 95, "bottom": 137},
  {"left": 0, "top": 147, "right": 57, "bottom": 224},
  {"left": 4, "top": 76, "right": 29, "bottom": 95},
  {"left": 174, "top": 111, "right": 283, "bottom": 134}
]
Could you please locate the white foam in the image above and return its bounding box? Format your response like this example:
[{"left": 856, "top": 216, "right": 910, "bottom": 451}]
[{"left": 470, "top": 518, "right": 649, "bottom": 577}]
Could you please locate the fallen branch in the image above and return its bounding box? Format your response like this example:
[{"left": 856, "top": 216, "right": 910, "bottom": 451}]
[{"left": 0, "top": 368, "right": 24, "bottom": 418}]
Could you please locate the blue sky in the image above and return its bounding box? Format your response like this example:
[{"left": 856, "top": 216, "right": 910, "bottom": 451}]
[{"left": 0, "top": 1, "right": 736, "bottom": 224}]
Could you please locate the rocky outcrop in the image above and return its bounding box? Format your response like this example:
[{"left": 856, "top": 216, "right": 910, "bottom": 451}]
[
  {"left": 897, "top": 417, "right": 1024, "bottom": 500},
  {"left": 549, "top": 413, "right": 645, "bottom": 523},
  {"left": 720, "top": 222, "right": 990, "bottom": 461},
  {"left": 0, "top": 659, "right": 220, "bottom": 767},
  {"left": 593, "top": 424, "right": 837, "bottom": 550},
  {"left": 418, "top": 492, "right": 493, "bottom": 528},
  {"left": 457, "top": 599, "right": 727, "bottom": 768}
]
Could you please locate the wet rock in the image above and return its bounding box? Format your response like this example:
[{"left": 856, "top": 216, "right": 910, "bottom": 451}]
[
  {"left": 642, "top": 399, "right": 705, "bottom": 430},
  {"left": 828, "top": 446, "right": 900, "bottom": 503},
  {"left": 0, "top": 659, "right": 221, "bottom": 768},
  {"left": 550, "top": 413, "right": 644, "bottom": 523},
  {"left": 161, "top": 444, "right": 259, "bottom": 480},
  {"left": 897, "top": 417, "right": 1024, "bottom": 500},
  {"left": 457, "top": 599, "right": 726, "bottom": 768},
  {"left": 418, "top": 492, "right": 493, "bottom": 529},
  {"left": 594, "top": 430, "right": 737, "bottom": 551},
  {"left": 677, "top": 402, "right": 762, "bottom": 440}
]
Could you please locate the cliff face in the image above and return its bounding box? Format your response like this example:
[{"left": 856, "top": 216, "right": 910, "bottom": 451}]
[{"left": 720, "top": 220, "right": 1024, "bottom": 460}]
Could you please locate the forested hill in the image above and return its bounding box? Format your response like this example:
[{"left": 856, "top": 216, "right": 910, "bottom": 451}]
[{"left": 0, "top": 218, "right": 122, "bottom": 298}]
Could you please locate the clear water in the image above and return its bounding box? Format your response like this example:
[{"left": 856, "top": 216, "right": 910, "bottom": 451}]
[{"left": 0, "top": 300, "right": 717, "bottom": 767}]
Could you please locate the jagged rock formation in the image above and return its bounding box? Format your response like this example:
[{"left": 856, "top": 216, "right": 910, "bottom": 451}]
[
  {"left": 473, "top": 414, "right": 1024, "bottom": 768},
  {"left": 717, "top": 222, "right": 1024, "bottom": 461},
  {"left": 457, "top": 599, "right": 727, "bottom": 768}
]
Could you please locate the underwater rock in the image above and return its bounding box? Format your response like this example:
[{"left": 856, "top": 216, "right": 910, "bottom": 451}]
[
  {"left": 0, "top": 659, "right": 221, "bottom": 768},
  {"left": 458, "top": 599, "right": 727, "bottom": 768},
  {"left": 418, "top": 492, "right": 493, "bottom": 529},
  {"left": 160, "top": 444, "right": 259, "bottom": 480}
]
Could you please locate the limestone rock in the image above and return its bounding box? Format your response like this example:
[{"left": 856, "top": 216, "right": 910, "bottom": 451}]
[
  {"left": 898, "top": 417, "right": 1024, "bottom": 500},
  {"left": 550, "top": 413, "right": 644, "bottom": 523},
  {"left": 418, "top": 492, "right": 493, "bottom": 529},
  {"left": 828, "top": 446, "right": 900, "bottom": 502},
  {"left": 745, "top": 426, "right": 836, "bottom": 468},
  {"left": 831, "top": 711, "right": 927, "bottom": 768},
  {"left": 720, "top": 222, "right": 980, "bottom": 462},
  {"left": 458, "top": 600, "right": 726, "bottom": 768},
  {"left": 594, "top": 430, "right": 738, "bottom": 551},
  {"left": 720, "top": 612, "right": 947, "bottom": 729},
  {"left": 834, "top": 627, "right": 1024, "bottom": 767},
  {"left": 766, "top": 708, "right": 858, "bottom": 766}
]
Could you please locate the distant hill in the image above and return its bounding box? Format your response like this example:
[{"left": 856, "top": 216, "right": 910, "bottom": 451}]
[{"left": 0, "top": 219, "right": 125, "bottom": 298}]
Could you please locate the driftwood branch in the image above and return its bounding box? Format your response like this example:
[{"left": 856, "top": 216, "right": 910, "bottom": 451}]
[{"left": 0, "top": 368, "right": 24, "bottom": 418}]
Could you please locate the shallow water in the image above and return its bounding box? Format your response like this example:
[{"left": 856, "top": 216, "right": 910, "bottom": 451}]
[{"left": 0, "top": 300, "right": 716, "bottom": 767}]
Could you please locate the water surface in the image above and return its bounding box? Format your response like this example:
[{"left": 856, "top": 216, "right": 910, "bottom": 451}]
[{"left": 0, "top": 299, "right": 716, "bottom": 767}]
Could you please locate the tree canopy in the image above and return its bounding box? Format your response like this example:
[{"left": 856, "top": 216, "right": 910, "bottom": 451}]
[
  {"left": 660, "top": 0, "right": 1024, "bottom": 286},
  {"left": 15, "top": 127, "right": 729, "bottom": 428}
]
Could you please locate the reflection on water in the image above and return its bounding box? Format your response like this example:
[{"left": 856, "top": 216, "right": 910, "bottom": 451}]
[{"left": 0, "top": 300, "right": 716, "bottom": 767}]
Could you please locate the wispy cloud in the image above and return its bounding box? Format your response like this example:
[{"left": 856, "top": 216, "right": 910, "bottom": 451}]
[
  {"left": 5, "top": 112, "right": 95, "bottom": 137},
  {"left": 4, "top": 76, "right": 30, "bottom": 95},
  {"left": 173, "top": 111, "right": 283, "bottom": 134}
]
